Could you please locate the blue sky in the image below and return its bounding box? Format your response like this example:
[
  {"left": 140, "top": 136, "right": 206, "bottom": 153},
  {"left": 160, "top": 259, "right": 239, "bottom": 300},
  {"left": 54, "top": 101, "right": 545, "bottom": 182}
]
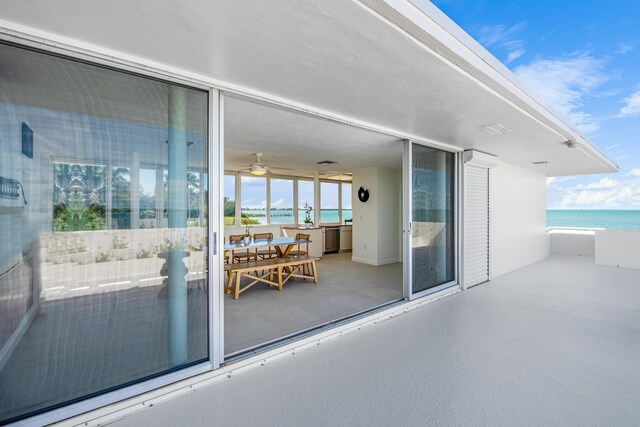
[{"left": 432, "top": 0, "right": 640, "bottom": 209}]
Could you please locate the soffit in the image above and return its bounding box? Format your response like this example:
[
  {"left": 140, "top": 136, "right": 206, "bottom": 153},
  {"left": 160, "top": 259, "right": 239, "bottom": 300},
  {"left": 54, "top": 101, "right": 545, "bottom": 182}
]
[{"left": 0, "top": 0, "right": 618, "bottom": 176}]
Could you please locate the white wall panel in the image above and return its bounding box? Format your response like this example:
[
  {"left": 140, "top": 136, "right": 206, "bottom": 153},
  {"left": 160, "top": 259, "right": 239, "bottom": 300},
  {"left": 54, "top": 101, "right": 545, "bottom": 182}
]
[{"left": 490, "top": 162, "right": 549, "bottom": 278}]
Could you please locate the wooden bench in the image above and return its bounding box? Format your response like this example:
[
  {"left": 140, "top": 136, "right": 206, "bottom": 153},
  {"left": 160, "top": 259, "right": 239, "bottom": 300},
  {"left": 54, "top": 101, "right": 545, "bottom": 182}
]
[{"left": 224, "top": 256, "right": 319, "bottom": 300}]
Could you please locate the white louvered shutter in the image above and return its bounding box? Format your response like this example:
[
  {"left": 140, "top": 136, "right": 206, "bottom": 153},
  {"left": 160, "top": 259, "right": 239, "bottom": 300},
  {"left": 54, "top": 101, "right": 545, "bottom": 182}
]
[{"left": 464, "top": 165, "right": 490, "bottom": 288}]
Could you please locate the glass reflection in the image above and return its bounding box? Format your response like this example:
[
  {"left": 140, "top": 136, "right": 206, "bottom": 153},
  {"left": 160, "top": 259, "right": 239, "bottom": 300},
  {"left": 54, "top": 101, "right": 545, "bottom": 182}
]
[
  {"left": 0, "top": 43, "right": 209, "bottom": 423},
  {"left": 411, "top": 144, "right": 455, "bottom": 293}
]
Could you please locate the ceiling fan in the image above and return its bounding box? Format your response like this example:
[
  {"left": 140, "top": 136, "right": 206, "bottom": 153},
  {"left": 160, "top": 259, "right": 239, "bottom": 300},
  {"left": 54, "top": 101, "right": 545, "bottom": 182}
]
[{"left": 239, "top": 153, "right": 294, "bottom": 176}]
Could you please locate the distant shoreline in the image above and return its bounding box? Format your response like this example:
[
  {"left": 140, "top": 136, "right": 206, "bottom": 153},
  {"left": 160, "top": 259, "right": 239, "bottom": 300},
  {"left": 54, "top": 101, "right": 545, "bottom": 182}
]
[{"left": 547, "top": 209, "right": 640, "bottom": 231}]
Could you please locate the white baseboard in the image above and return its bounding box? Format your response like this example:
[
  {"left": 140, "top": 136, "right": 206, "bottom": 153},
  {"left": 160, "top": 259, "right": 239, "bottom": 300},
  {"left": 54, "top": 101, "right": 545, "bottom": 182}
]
[{"left": 351, "top": 256, "right": 401, "bottom": 266}]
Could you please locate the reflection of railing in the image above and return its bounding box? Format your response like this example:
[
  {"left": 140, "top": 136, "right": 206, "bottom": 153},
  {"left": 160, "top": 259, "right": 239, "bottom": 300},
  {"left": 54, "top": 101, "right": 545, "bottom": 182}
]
[
  {"left": 0, "top": 255, "right": 34, "bottom": 366},
  {"left": 38, "top": 228, "right": 207, "bottom": 300},
  {"left": 0, "top": 176, "right": 28, "bottom": 205}
]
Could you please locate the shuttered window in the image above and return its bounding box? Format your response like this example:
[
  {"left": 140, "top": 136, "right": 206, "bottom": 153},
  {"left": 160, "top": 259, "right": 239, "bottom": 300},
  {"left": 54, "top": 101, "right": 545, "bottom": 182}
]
[{"left": 464, "top": 165, "right": 490, "bottom": 287}]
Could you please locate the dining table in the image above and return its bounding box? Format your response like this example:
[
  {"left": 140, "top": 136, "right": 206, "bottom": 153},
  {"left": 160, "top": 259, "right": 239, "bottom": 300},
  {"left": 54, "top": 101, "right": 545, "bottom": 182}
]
[{"left": 223, "top": 236, "right": 310, "bottom": 260}]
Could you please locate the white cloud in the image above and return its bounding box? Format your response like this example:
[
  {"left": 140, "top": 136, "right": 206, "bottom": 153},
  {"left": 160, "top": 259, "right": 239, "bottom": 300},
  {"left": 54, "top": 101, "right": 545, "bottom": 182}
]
[
  {"left": 619, "top": 89, "right": 640, "bottom": 117},
  {"left": 561, "top": 185, "right": 640, "bottom": 208},
  {"left": 475, "top": 22, "right": 526, "bottom": 65},
  {"left": 576, "top": 177, "right": 618, "bottom": 190},
  {"left": 506, "top": 47, "right": 525, "bottom": 64},
  {"left": 514, "top": 53, "right": 610, "bottom": 134},
  {"left": 271, "top": 198, "right": 285, "bottom": 208},
  {"left": 627, "top": 168, "right": 640, "bottom": 177},
  {"left": 477, "top": 22, "right": 525, "bottom": 46},
  {"left": 546, "top": 177, "right": 556, "bottom": 187},
  {"left": 615, "top": 42, "right": 634, "bottom": 54},
  {"left": 560, "top": 178, "right": 640, "bottom": 208}
]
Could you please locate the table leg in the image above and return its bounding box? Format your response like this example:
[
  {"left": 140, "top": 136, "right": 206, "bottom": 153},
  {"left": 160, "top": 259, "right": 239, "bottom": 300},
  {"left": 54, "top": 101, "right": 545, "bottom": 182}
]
[{"left": 278, "top": 244, "right": 295, "bottom": 275}]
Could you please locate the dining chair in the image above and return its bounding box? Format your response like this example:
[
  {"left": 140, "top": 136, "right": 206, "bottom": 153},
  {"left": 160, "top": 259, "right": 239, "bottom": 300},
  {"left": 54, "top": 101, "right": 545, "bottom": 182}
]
[
  {"left": 253, "top": 232, "right": 278, "bottom": 260},
  {"left": 287, "top": 233, "right": 310, "bottom": 258},
  {"left": 228, "top": 234, "right": 257, "bottom": 263},
  {"left": 286, "top": 233, "right": 311, "bottom": 276}
]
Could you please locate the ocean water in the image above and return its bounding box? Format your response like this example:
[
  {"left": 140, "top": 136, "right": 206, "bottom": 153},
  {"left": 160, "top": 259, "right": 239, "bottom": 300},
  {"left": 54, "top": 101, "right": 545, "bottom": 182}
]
[
  {"left": 547, "top": 210, "right": 640, "bottom": 231},
  {"left": 240, "top": 209, "right": 352, "bottom": 225}
]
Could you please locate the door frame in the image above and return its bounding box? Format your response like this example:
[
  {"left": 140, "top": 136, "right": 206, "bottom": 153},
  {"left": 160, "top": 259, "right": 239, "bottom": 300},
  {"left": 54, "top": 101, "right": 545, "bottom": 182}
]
[{"left": 403, "top": 139, "right": 461, "bottom": 301}]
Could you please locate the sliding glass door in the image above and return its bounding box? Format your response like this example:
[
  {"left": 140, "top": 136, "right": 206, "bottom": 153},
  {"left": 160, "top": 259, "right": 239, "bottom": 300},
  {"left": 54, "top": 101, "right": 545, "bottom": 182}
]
[
  {"left": 403, "top": 141, "right": 457, "bottom": 299},
  {"left": 0, "top": 42, "right": 215, "bottom": 424}
]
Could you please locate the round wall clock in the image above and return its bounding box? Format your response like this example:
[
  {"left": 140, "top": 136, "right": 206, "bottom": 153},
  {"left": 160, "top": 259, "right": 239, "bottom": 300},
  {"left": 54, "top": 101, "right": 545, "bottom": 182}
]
[{"left": 358, "top": 187, "right": 369, "bottom": 203}]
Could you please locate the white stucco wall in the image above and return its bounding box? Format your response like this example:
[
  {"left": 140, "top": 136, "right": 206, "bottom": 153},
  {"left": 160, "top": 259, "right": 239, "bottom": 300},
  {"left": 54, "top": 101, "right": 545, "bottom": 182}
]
[
  {"left": 376, "top": 168, "right": 401, "bottom": 264},
  {"left": 352, "top": 167, "right": 379, "bottom": 264},
  {"left": 352, "top": 167, "right": 401, "bottom": 265},
  {"left": 490, "top": 161, "right": 549, "bottom": 278},
  {"left": 549, "top": 229, "right": 596, "bottom": 256},
  {"left": 595, "top": 230, "right": 640, "bottom": 270}
]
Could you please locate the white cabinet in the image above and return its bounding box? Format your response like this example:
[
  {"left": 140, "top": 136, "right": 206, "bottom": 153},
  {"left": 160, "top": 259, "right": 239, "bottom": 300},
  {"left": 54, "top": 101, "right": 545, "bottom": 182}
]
[{"left": 340, "top": 226, "right": 352, "bottom": 251}]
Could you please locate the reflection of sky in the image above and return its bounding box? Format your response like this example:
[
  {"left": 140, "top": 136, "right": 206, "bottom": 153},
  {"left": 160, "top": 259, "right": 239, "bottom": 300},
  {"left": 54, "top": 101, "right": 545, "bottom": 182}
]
[{"left": 140, "top": 169, "right": 156, "bottom": 195}]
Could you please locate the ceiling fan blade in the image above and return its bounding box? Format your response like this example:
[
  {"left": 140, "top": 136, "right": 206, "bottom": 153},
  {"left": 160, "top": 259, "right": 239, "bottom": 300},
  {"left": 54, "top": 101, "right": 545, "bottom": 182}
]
[{"left": 267, "top": 166, "right": 295, "bottom": 171}]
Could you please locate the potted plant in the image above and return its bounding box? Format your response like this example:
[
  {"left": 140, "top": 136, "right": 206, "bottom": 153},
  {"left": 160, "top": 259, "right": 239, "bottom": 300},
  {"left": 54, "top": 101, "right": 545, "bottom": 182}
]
[
  {"left": 303, "top": 202, "right": 313, "bottom": 228},
  {"left": 242, "top": 218, "right": 251, "bottom": 239}
]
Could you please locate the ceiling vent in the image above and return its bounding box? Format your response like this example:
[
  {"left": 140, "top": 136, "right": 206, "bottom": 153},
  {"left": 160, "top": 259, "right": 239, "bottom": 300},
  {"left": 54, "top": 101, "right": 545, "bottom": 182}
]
[
  {"left": 479, "top": 123, "right": 512, "bottom": 135},
  {"left": 532, "top": 161, "right": 551, "bottom": 165}
]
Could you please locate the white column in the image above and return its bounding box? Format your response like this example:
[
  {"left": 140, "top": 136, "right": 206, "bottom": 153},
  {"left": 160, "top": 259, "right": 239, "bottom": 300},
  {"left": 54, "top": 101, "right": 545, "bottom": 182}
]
[
  {"left": 314, "top": 172, "right": 320, "bottom": 226},
  {"left": 106, "top": 166, "right": 113, "bottom": 229},
  {"left": 155, "top": 167, "right": 164, "bottom": 229},
  {"left": 130, "top": 152, "right": 140, "bottom": 229},
  {"left": 167, "top": 85, "right": 189, "bottom": 366},
  {"left": 293, "top": 178, "right": 299, "bottom": 225},
  {"left": 235, "top": 173, "right": 241, "bottom": 226},
  {"left": 199, "top": 172, "right": 205, "bottom": 226}
]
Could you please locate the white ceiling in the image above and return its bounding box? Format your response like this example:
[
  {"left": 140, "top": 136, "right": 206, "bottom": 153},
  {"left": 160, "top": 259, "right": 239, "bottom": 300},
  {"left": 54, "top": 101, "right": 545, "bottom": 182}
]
[
  {"left": 0, "top": 0, "right": 618, "bottom": 176},
  {"left": 224, "top": 96, "right": 401, "bottom": 177}
]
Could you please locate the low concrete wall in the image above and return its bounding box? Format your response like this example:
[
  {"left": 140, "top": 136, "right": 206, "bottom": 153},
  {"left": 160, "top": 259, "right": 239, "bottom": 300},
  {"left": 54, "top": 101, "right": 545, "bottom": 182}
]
[
  {"left": 596, "top": 230, "right": 640, "bottom": 269},
  {"left": 548, "top": 228, "right": 596, "bottom": 256}
]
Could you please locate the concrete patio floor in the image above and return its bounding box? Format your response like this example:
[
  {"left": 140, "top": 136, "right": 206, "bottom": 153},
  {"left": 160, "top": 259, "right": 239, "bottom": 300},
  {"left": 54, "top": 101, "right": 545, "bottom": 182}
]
[{"left": 115, "top": 255, "right": 640, "bottom": 426}]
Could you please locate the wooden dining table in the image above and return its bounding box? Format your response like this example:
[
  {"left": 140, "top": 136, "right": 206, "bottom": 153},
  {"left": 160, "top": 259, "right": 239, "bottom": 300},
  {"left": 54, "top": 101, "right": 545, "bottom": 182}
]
[
  {"left": 223, "top": 236, "right": 310, "bottom": 260},
  {"left": 223, "top": 236, "right": 315, "bottom": 298}
]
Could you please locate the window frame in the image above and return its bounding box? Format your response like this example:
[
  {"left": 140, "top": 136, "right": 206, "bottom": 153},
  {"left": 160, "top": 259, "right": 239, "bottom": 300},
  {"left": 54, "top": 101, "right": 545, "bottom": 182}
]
[{"left": 225, "top": 173, "right": 352, "bottom": 226}]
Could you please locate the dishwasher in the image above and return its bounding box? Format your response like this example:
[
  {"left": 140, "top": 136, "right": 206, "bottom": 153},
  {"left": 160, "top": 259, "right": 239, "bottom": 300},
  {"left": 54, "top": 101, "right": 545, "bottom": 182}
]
[{"left": 324, "top": 226, "right": 341, "bottom": 254}]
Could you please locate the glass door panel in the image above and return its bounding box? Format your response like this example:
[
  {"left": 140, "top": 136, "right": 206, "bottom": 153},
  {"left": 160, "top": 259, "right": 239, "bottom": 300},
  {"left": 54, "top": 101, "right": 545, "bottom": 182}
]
[
  {"left": 0, "top": 42, "right": 211, "bottom": 424},
  {"left": 408, "top": 142, "right": 456, "bottom": 296}
]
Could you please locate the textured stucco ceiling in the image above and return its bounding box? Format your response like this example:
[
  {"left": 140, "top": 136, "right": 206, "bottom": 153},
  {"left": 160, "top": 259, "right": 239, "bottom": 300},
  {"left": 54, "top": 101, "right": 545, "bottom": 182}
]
[{"left": 0, "top": 0, "right": 618, "bottom": 176}]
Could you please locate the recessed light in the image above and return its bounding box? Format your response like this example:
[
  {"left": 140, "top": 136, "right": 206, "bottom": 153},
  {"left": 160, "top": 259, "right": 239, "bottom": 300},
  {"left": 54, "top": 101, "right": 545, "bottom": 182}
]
[{"left": 479, "top": 124, "right": 512, "bottom": 135}]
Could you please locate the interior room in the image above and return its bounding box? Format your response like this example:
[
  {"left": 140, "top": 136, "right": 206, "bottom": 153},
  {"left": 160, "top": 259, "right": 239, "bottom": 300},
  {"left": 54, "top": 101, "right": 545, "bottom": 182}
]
[{"left": 222, "top": 96, "right": 404, "bottom": 355}]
